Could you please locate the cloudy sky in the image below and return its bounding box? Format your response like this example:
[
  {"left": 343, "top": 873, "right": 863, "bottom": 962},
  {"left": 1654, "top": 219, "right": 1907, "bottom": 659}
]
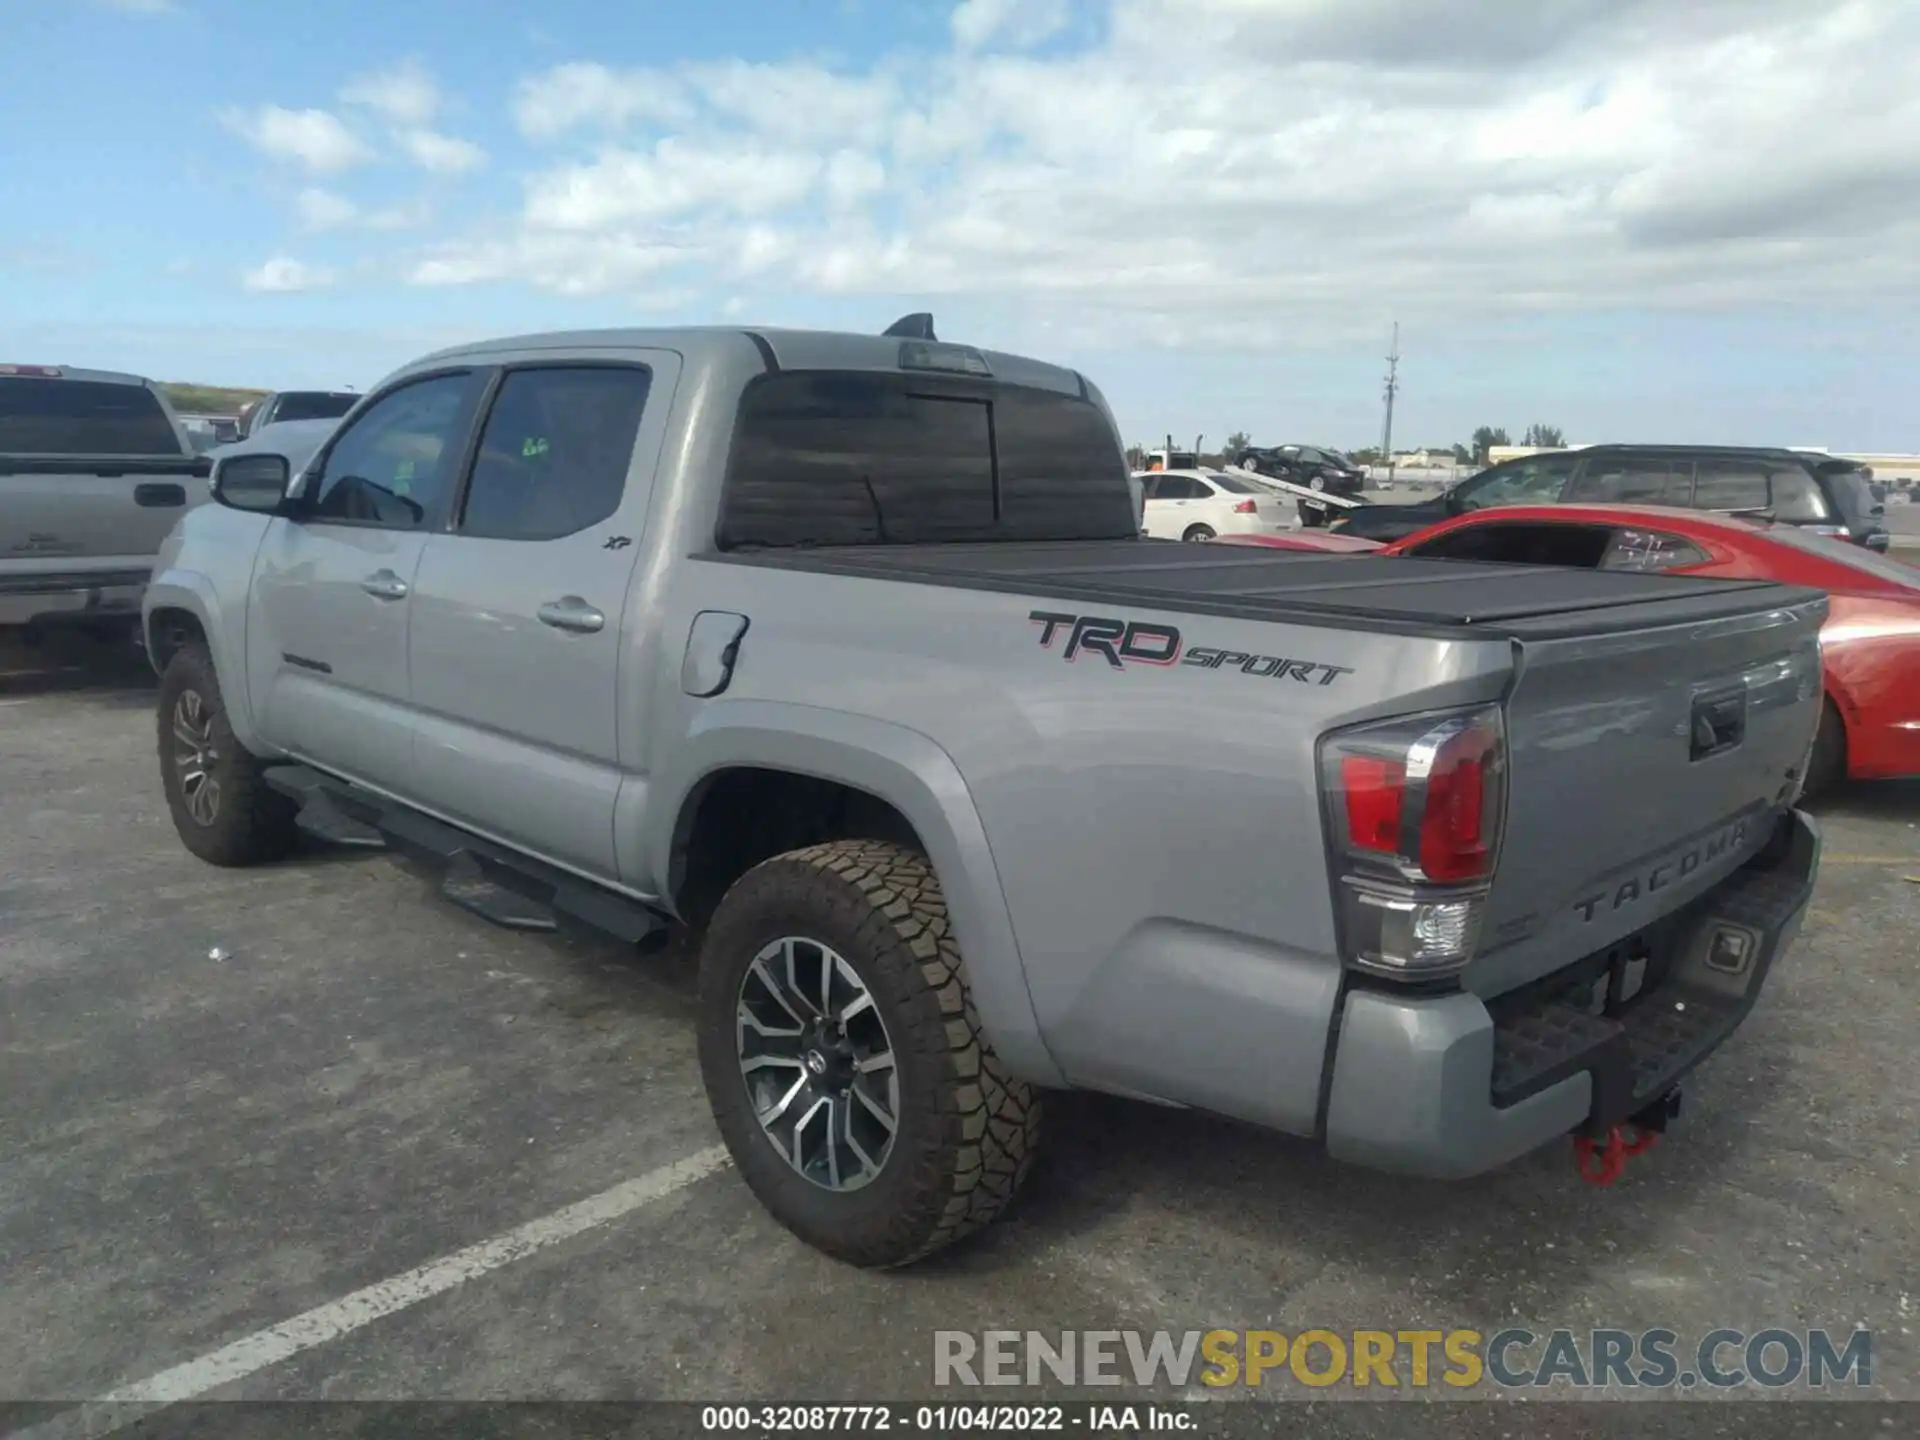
[{"left": 4, "top": 0, "right": 1917, "bottom": 451}]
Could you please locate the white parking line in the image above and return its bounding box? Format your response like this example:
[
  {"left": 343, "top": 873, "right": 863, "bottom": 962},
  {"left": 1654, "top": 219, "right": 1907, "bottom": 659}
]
[{"left": 12, "top": 1145, "right": 732, "bottom": 1440}]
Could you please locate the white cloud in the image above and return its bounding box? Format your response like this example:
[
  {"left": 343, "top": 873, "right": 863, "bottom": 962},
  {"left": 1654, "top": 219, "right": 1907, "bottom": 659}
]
[
  {"left": 951, "top": 0, "right": 1071, "bottom": 50},
  {"left": 242, "top": 257, "right": 337, "bottom": 293},
  {"left": 94, "top": 0, "right": 179, "bottom": 13},
  {"left": 221, "top": 106, "right": 372, "bottom": 174},
  {"left": 339, "top": 60, "right": 441, "bottom": 127},
  {"left": 295, "top": 187, "right": 430, "bottom": 231},
  {"left": 369, "top": 0, "right": 1920, "bottom": 355},
  {"left": 295, "top": 187, "right": 360, "bottom": 230},
  {"left": 524, "top": 142, "right": 823, "bottom": 229},
  {"left": 408, "top": 233, "right": 684, "bottom": 296},
  {"left": 398, "top": 128, "right": 488, "bottom": 174},
  {"left": 514, "top": 62, "right": 699, "bottom": 138}
]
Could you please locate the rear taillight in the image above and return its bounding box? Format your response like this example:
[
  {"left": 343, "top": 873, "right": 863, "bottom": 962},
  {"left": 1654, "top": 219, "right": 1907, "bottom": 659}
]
[
  {"left": 1233, "top": 499, "right": 1258, "bottom": 514},
  {"left": 1319, "top": 704, "right": 1507, "bottom": 980}
]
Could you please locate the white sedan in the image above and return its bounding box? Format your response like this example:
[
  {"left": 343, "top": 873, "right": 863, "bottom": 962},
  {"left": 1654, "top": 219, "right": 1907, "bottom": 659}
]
[{"left": 1136, "top": 468, "right": 1294, "bottom": 542}]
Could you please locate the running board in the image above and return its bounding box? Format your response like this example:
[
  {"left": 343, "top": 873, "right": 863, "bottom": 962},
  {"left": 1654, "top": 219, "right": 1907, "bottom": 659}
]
[{"left": 263, "top": 763, "right": 666, "bottom": 945}]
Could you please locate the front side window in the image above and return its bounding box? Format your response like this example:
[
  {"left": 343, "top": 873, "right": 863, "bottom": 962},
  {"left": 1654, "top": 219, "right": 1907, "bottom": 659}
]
[
  {"left": 306, "top": 372, "right": 480, "bottom": 529},
  {"left": 460, "top": 366, "right": 653, "bottom": 541},
  {"left": 1452, "top": 455, "right": 1579, "bottom": 512}
]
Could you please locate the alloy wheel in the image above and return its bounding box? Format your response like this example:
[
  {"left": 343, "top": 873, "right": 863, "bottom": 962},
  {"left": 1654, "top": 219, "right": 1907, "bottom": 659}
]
[
  {"left": 736, "top": 936, "right": 899, "bottom": 1192},
  {"left": 171, "top": 689, "right": 222, "bottom": 826}
]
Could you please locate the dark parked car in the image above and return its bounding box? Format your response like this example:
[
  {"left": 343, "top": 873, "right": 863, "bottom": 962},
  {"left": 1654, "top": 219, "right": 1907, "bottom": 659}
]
[
  {"left": 1233, "top": 444, "right": 1365, "bottom": 492},
  {"left": 1331, "top": 445, "right": 1891, "bottom": 551},
  {"left": 1232, "top": 444, "right": 1367, "bottom": 526}
]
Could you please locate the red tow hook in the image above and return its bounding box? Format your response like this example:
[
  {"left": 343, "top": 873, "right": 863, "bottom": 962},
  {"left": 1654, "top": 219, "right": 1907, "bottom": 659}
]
[{"left": 1574, "top": 1125, "right": 1660, "bottom": 1186}]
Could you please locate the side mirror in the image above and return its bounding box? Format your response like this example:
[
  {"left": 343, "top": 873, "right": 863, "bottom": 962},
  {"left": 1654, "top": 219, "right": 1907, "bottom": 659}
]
[{"left": 212, "top": 453, "right": 294, "bottom": 514}]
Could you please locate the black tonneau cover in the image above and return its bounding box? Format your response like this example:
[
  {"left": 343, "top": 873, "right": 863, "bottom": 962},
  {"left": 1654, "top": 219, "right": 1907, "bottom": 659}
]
[{"left": 711, "top": 539, "right": 1826, "bottom": 640}]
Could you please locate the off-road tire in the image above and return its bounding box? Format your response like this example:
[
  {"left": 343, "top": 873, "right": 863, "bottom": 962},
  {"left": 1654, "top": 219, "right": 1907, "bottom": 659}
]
[
  {"left": 157, "top": 642, "right": 299, "bottom": 867},
  {"left": 696, "top": 839, "right": 1041, "bottom": 1268},
  {"left": 1182, "top": 524, "right": 1216, "bottom": 542},
  {"left": 1803, "top": 698, "right": 1847, "bottom": 801}
]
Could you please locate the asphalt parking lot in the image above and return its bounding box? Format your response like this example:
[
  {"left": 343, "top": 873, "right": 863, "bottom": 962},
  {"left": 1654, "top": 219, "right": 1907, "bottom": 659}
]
[{"left": 2, "top": 630, "right": 1918, "bottom": 1424}]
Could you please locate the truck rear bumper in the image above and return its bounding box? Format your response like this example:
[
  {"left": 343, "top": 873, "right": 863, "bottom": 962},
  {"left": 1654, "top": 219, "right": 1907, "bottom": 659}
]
[
  {"left": 1322, "top": 807, "right": 1820, "bottom": 1179},
  {"left": 0, "top": 569, "right": 150, "bottom": 628}
]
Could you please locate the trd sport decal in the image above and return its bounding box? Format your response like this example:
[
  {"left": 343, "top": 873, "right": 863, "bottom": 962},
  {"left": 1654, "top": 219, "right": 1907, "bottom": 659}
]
[{"left": 1029, "top": 610, "right": 1353, "bottom": 686}]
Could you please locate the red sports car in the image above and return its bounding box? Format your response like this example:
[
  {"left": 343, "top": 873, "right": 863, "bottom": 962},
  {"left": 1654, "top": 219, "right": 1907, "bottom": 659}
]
[{"left": 1217, "top": 505, "right": 1920, "bottom": 792}]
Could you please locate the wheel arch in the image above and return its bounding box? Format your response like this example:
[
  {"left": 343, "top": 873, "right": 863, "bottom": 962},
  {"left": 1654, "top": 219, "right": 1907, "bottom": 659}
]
[
  {"left": 649, "top": 700, "right": 1064, "bottom": 1087},
  {"left": 144, "top": 571, "right": 268, "bottom": 753}
]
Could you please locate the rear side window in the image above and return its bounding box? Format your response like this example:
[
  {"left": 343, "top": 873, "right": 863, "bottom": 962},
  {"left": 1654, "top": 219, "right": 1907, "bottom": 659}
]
[
  {"left": 1407, "top": 521, "right": 1614, "bottom": 568},
  {"left": 1767, "top": 469, "right": 1832, "bottom": 523},
  {"left": 460, "top": 366, "right": 653, "bottom": 541},
  {"left": 718, "top": 372, "right": 1133, "bottom": 548},
  {"left": 0, "top": 378, "right": 179, "bottom": 456},
  {"left": 1690, "top": 462, "right": 1771, "bottom": 513},
  {"left": 1567, "top": 458, "right": 1692, "bottom": 505}
]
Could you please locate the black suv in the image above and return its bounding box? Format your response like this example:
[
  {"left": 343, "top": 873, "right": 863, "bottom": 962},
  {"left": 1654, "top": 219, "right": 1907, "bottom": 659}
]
[
  {"left": 1332, "top": 445, "right": 1890, "bottom": 551},
  {"left": 1233, "top": 444, "right": 1367, "bottom": 497}
]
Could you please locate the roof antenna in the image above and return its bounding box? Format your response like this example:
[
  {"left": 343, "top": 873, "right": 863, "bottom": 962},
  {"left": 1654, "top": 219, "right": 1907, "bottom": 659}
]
[{"left": 882, "top": 312, "right": 937, "bottom": 341}]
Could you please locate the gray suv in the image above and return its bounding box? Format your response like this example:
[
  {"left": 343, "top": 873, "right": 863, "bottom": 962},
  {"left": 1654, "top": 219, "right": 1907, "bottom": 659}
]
[{"left": 1336, "top": 445, "right": 1891, "bottom": 550}]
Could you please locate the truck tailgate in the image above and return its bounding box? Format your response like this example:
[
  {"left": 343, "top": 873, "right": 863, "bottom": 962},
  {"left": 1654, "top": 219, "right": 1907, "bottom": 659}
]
[
  {"left": 1470, "top": 590, "right": 1827, "bottom": 998},
  {"left": 0, "top": 454, "right": 206, "bottom": 566}
]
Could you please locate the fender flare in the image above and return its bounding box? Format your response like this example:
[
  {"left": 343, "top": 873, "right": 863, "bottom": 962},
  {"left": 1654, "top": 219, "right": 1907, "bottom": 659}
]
[
  {"left": 142, "top": 570, "right": 269, "bottom": 754},
  {"left": 649, "top": 699, "right": 1065, "bottom": 1088}
]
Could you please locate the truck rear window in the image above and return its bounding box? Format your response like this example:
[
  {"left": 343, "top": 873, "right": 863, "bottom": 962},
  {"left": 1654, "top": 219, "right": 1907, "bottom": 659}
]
[
  {"left": 718, "top": 371, "right": 1137, "bottom": 548},
  {"left": 0, "top": 378, "right": 180, "bottom": 456},
  {"left": 272, "top": 392, "right": 360, "bottom": 423}
]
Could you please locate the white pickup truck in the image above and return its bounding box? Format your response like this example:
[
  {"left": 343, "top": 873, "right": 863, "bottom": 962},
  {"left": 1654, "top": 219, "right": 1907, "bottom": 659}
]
[{"left": 1, "top": 364, "right": 211, "bottom": 636}]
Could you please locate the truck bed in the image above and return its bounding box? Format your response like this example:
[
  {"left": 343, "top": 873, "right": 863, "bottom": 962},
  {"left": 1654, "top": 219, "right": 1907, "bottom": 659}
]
[{"left": 708, "top": 539, "right": 1825, "bottom": 640}]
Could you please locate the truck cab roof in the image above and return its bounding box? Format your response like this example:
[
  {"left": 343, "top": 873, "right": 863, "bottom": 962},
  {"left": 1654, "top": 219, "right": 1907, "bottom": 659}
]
[{"left": 401, "top": 326, "right": 1094, "bottom": 400}]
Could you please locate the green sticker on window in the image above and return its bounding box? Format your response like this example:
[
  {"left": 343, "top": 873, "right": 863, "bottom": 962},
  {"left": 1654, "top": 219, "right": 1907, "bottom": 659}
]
[
  {"left": 522, "top": 436, "right": 550, "bottom": 458},
  {"left": 394, "top": 458, "right": 416, "bottom": 494}
]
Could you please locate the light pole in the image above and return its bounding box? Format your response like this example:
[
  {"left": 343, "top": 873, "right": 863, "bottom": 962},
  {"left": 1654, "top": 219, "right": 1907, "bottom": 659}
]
[{"left": 1380, "top": 322, "right": 1400, "bottom": 486}]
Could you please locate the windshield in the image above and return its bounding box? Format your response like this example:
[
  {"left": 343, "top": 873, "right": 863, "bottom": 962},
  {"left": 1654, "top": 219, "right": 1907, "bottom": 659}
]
[
  {"left": 1760, "top": 523, "right": 1919, "bottom": 587},
  {"left": 273, "top": 392, "right": 360, "bottom": 423}
]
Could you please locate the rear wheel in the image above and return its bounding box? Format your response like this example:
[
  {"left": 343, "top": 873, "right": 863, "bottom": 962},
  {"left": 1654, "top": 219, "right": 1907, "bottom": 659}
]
[
  {"left": 697, "top": 839, "right": 1041, "bottom": 1268},
  {"left": 1803, "top": 698, "right": 1847, "bottom": 800},
  {"left": 1182, "top": 524, "right": 1216, "bottom": 542},
  {"left": 157, "top": 643, "right": 299, "bottom": 866}
]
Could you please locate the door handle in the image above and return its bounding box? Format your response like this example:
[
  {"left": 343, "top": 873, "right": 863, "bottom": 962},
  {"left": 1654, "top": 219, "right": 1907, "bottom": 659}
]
[
  {"left": 359, "top": 570, "right": 410, "bottom": 600},
  {"left": 135, "top": 482, "right": 187, "bottom": 508},
  {"left": 538, "top": 596, "right": 606, "bottom": 634}
]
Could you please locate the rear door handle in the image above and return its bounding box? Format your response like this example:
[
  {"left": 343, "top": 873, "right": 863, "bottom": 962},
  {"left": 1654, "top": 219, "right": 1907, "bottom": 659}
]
[
  {"left": 135, "top": 482, "right": 187, "bottom": 507},
  {"left": 359, "top": 569, "right": 410, "bottom": 601},
  {"left": 538, "top": 596, "right": 606, "bottom": 634}
]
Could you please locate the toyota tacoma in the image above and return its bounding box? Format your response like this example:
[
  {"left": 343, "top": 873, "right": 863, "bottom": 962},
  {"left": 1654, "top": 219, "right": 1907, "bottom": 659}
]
[{"left": 144, "top": 319, "right": 1827, "bottom": 1267}]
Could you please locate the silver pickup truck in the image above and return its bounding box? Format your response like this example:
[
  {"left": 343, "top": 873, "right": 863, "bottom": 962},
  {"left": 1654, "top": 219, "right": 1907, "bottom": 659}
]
[
  {"left": 144, "top": 320, "right": 1827, "bottom": 1267},
  {"left": 2, "top": 364, "right": 211, "bottom": 634}
]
